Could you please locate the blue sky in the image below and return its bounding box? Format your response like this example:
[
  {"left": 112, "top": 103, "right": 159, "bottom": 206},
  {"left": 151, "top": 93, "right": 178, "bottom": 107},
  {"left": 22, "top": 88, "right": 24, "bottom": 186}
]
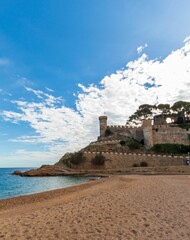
[{"left": 1, "top": 0, "right": 190, "bottom": 167}]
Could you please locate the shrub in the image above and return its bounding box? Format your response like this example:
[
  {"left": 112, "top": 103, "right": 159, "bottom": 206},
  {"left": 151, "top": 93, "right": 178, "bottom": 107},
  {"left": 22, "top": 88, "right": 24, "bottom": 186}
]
[
  {"left": 120, "top": 138, "right": 144, "bottom": 150},
  {"left": 127, "top": 141, "right": 141, "bottom": 150},
  {"left": 62, "top": 159, "right": 70, "bottom": 167},
  {"left": 151, "top": 144, "right": 190, "bottom": 154},
  {"left": 92, "top": 154, "right": 106, "bottom": 165},
  {"left": 140, "top": 161, "right": 148, "bottom": 167},
  {"left": 125, "top": 138, "right": 143, "bottom": 150},
  {"left": 132, "top": 163, "right": 139, "bottom": 167},
  {"left": 70, "top": 152, "right": 86, "bottom": 165},
  {"left": 105, "top": 128, "right": 113, "bottom": 137},
  {"left": 120, "top": 140, "right": 126, "bottom": 146}
]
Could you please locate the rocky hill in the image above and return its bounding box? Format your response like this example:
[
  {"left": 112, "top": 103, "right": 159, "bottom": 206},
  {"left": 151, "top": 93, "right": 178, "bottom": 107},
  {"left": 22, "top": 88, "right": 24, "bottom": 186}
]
[{"left": 13, "top": 139, "right": 190, "bottom": 176}]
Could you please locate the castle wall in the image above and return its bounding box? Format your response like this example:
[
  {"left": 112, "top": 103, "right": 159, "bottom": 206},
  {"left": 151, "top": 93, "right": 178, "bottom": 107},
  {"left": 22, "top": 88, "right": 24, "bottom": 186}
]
[
  {"left": 72, "top": 152, "right": 187, "bottom": 170},
  {"left": 108, "top": 125, "right": 131, "bottom": 135},
  {"left": 152, "top": 125, "right": 190, "bottom": 145},
  {"left": 143, "top": 120, "right": 153, "bottom": 147},
  {"left": 129, "top": 127, "right": 144, "bottom": 142},
  {"left": 98, "top": 116, "right": 190, "bottom": 147},
  {"left": 99, "top": 125, "right": 144, "bottom": 142}
]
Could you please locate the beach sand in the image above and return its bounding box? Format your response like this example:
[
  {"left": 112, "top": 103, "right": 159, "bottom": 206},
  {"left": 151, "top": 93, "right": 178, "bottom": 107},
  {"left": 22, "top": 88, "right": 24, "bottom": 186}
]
[{"left": 0, "top": 175, "right": 190, "bottom": 240}]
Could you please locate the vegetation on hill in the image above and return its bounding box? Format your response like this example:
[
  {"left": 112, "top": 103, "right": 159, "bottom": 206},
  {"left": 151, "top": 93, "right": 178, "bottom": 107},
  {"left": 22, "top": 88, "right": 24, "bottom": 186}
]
[
  {"left": 150, "top": 144, "right": 190, "bottom": 154},
  {"left": 120, "top": 138, "right": 144, "bottom": 150},
  {"left": 91, "top": 154, "right": 106, "bottom": 165},
  {"left": 126, "top": 101, "right": 190, "bottom": 126},
  {"left": 69, "top": 152, "right": 86, "bottom": 165}
]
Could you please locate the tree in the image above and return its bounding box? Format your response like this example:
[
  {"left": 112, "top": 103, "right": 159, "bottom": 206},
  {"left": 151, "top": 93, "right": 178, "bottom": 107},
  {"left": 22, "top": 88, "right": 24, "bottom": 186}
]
[
  {"left": 157, "top": 104, "right": 170, "bottom": 114},
  {"left": 126, "top": 101, "right": 190, "bottom": 126},
  {"left": 126, "top": 104, "right": 156, "bottom": 126},
  {"left": 171, "top": 101, "right": 190, "bottom": 122}
]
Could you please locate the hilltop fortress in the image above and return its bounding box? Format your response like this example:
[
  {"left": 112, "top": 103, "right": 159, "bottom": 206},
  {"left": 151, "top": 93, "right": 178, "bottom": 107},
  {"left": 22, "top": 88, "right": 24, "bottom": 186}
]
[
  {"left": 15, "top": 114, "right": 190, "bottom": 176},
  {"left": 98, "top": 115, "right": 190, "bottom": 147},
  {"left": 61, "top": 114, "right": 190, "bottom": 171}
]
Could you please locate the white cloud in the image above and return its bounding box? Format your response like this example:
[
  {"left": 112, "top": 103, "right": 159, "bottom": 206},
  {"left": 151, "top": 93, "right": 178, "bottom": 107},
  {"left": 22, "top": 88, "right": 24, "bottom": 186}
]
[
  {"left": 45, "top": 87, "right": 54, "bottom": 92},
  {"left": 137, "top": 43, "right": 148, "bottom": 54},
  {"left": 16, "top": 77, "right": 34, "bottom": 87},
  {"left": 1, "top": 37, "right": 190, "bottom": 166}
]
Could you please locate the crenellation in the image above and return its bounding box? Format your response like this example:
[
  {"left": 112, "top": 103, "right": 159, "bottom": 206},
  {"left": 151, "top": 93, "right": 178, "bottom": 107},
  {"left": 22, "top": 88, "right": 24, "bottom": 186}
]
[
  {"left": 80, "top": 151, "right": 186, "bottom": 170},
  {"left": 74, "top": 115, "right": 190, "bottom": 170},
  {"left": 98, "top": 116, "right": 190, "bottom": 147}
]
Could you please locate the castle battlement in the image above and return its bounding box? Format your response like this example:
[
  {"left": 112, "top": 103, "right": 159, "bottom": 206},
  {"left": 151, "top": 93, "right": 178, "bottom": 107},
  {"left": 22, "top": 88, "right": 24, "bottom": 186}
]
[
  {"left": 98, "top": 116, "right": 190, "bottom": 147},
  {"left": 108, "top": 125, "right": 129, "bottom": 128}
]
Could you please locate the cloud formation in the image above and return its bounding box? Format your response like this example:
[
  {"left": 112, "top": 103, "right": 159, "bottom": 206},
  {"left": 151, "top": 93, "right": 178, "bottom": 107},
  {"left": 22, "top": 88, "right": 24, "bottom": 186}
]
[
  {"left": 137, "top": 43, "right": 148, "bottom": 54},
  {"left": 1, "top": 37, "right": 190, "bottom": 165}
]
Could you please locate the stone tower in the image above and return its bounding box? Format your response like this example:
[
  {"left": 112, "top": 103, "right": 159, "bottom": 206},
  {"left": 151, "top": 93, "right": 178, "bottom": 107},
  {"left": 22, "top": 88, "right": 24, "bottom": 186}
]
[
  {"left": 142, "top": 119, "right": 153, "bottom": 148},
  {"left": 99, "top": 116, "right": 107, "bottom": 136}
]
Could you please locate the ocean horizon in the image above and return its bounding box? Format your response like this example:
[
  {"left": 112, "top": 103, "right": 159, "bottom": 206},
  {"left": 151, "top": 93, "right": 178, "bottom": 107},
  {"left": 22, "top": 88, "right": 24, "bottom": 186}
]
[{"left": 0, "top": 168, "right": 90, "bottom": 200}]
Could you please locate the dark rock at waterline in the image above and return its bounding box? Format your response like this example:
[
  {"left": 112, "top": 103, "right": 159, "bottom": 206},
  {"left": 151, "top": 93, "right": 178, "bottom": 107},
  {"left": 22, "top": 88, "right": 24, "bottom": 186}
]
[
  {"left": 12, "top": 170, "right": 23, "bottom": 175},
  {"left": 12, "top": 165, "right": 68, "bottom": 177}
]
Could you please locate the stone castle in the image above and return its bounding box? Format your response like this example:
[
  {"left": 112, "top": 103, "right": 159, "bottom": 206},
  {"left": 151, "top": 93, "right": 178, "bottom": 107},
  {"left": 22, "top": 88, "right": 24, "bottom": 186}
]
[
  {"left": 15, "top": 112, "right": 190, "bottom": 177},
  {"left": 98, "top": 115, "right": 190, "bottom": 147},
  {"left": 56, "top": 114, "right": 190, "bottom": 173}
]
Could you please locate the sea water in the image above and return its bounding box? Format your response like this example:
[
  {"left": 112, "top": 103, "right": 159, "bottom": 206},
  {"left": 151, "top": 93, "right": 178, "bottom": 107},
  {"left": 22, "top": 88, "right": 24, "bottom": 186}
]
[{"left": 0, "top": 168, "right": 90, "bottom": 200}]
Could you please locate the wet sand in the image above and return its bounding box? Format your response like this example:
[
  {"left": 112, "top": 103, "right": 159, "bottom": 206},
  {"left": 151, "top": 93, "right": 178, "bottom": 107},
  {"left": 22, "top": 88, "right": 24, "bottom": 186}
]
[{"left": 0, "top": 175, "right": 190, "bottom": 240}]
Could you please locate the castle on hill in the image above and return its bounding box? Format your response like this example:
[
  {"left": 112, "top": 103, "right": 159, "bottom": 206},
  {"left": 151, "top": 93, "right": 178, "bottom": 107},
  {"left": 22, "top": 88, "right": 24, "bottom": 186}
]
[{"left": 98, "top": 115, "right": 190, "bottom": 147}]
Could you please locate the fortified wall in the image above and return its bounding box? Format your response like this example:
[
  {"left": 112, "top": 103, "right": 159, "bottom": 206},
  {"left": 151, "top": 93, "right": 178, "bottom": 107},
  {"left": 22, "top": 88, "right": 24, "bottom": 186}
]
[
  {"left": 98, "top": 116, "right": 190, "bottom": 147},
  {"left": 62, "top": 115, "right": 190, "bottom": 171},
  {"left": 152, "top": 124, "right": 190, "bottom": 145},
  {"left": 71, "top": 151, "right": 187, "bottom": 171}
]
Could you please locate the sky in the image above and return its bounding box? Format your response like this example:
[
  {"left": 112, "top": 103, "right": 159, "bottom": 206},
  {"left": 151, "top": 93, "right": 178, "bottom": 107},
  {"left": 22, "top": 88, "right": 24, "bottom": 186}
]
[{"left": 1, "top": 0, "right": 190, "bottom": 167}]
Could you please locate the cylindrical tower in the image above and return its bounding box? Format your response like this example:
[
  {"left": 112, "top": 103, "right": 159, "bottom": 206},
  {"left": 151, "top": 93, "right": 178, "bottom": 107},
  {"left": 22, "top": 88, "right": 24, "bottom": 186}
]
[
  {"left": 142, "top": 119, "right": 153, "bottom": 148},
  {"left": 99, "top": 116, "right": 107, "bottom": 136}
]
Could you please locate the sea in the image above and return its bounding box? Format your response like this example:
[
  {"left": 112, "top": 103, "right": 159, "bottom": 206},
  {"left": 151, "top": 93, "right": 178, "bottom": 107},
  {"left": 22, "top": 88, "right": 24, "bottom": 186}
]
[{"left": 0, "top": 168, "right": 90, "bottom": 200}]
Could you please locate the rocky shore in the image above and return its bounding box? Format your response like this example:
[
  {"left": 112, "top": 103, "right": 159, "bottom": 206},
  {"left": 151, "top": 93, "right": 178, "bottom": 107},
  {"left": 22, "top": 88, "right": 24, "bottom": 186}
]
[{"left": 13, "top": 164, "right": 190, "bottom": 177}]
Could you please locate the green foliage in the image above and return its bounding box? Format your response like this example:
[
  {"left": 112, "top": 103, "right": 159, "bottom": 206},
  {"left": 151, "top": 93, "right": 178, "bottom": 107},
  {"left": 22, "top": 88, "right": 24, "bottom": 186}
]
[
  {"left": 120, "top": 140, "right": 126, "bottom": 146},
  {"left": 120, "top": 138, "right": 144, "bottom": 150},
  {"left": 127, "top": 141, "right": 141, "bottom": 150},
  {"left": 171, "top": 101, "right": 190, "bottom": 114},
  {"left": 91, "top": 154, "right": 106, "bottom": 165},
  {"left": 140, "top": 161, "right": 148, "bottom": 167},
  {"left": 127, "top": 104, "right": 156, "bottom": 126},
  {"left": 187, "top": 134, "right": 190, "bottom": 141},
  {"left": 157, "top": 104, "right": 170, "bottom": 113},
  {"left": 126, "top": 101, "right": 190, "bottom": 126},
  {"left": 151, "top": 144, "right": 190, "bottom": 154},
  {"left": 125, "top": 138, "right": 143, "bottom": 150},
  {"left": 132, "top": 163, "right": 139, "bottom": 167},
  {"left": 105, "top": 128, "right": 113, "bottom": 137},
  {"left": 177, "top": 123, "right": 190, "bottom": 129},
  {"left": 70, "top": 152, "right": 86, "bottom": 165},
  {"left": 62, "top": 158, "right": 70, "bottom": 167}
]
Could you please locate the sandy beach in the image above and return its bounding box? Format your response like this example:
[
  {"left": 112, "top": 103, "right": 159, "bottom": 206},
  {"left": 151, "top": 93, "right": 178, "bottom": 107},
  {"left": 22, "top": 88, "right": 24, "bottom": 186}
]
[{"left": 0, "top": 175, "right": 190, "bottom": 240}]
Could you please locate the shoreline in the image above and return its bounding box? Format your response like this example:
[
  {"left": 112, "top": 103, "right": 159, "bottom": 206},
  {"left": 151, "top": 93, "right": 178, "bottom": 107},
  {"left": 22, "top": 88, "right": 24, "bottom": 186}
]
[
  {"left": 0, "top": 175, "right": 190, "bottom": 239},
  {"left": 0, "top": 176, "right": 105, "bottom": 211},
  {"left": 13, "top": 165, "right": 190, "bottom": 177},
  {"left": 0, "top": 176, "right": 103, "bottom": 206}
]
